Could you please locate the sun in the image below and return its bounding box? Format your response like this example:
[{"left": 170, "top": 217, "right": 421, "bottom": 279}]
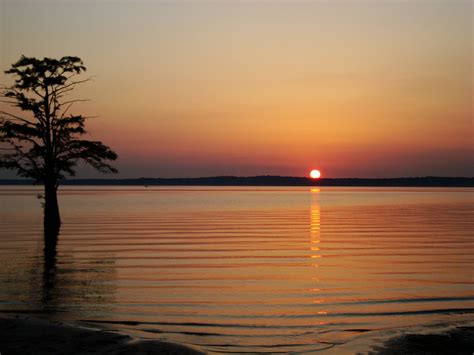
[{"left": 310, "top": 169, "right": 321, "bottom": 179}]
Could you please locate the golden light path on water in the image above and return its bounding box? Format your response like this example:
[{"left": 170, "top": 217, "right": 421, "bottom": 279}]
[
  {"left": 0, "top": 186, "right": 473, "bottom": 353},
  {"left": 310, "top": 188, "right": 321, "bottom": 278}
]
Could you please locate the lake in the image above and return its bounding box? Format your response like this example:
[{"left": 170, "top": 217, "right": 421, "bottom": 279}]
[{"left": 0, "top": 186, "right": 472, "bottom": 353}]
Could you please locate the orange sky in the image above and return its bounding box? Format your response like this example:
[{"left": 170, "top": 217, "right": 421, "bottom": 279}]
[{"left": 0, "top": 0, "right": 472, "bottom": 178}]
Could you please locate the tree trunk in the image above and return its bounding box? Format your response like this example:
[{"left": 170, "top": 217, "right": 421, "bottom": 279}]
[{"left": 44, "top": 181, "right": 61, "bottom": 254}]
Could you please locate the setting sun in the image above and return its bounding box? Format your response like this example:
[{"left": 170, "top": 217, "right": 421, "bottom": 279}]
[{"left": 310, "top": 169, "right": 321, "bottom": 179}]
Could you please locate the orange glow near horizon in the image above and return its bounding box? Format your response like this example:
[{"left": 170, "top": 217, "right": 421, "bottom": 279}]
[{"left": 0, "top": 1, "right": 472, "bottom": 178}]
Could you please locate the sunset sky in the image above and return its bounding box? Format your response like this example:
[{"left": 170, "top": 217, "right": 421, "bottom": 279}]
[{"left": 0, "top": 0, "right": 472, "bottom": 178}]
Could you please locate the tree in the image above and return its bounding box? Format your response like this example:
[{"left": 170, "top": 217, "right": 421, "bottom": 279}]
[{"left": 0, "top": 55, "right": 117, "bottom": 244}]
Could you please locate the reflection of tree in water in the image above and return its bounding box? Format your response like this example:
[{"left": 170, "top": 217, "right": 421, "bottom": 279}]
[{"left": 1, "top": 228, "right": 117, "bottom": 319}]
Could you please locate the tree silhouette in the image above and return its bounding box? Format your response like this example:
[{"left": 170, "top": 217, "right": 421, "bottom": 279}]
[{"left": 0, "top": 55, "right": 117, "bottom": 245}]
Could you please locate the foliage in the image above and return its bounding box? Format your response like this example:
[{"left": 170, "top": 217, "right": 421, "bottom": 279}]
[{"left": 0, "top": 55, "right": 117, "bottom": 185}]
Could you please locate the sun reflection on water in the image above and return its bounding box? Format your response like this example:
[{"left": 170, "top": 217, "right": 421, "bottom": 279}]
[
  {"left": 310, "top": 188, "right": 324, "bottom": 311},
  {"left": 310, "top": 189, "right": 321, "bottom": 260}
]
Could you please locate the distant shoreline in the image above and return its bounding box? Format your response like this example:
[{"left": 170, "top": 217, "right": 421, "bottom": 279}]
[{"left": 0, "top": 176, "right": 473, "bottom": 187}]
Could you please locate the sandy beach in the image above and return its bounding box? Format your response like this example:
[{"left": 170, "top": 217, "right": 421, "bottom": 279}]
[
  {"left": 0, "top": 316, "right": 204, "bottom": 355},
  {"left": 369, "top": 325, "right": 474, "bottom": 355},
  {"left": 1, "top": 315, "right": 473, "bottom": 354}
]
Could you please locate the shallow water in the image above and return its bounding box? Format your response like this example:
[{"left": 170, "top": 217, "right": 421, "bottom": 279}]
[{"left": 0, "top": 186, "right": 473, "bottom": 353}]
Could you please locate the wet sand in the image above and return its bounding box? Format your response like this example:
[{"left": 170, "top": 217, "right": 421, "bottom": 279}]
[
  {"left": 0, "top": 315, "right": 204, "bottom": 355},
  {"left": 2, "top": 315, "right": 474, "bottom": 355},
  {"left": 368, "top": 326, "right": 474, "bottom": 355}
]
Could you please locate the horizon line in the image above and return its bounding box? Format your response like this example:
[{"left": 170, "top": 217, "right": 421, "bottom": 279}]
[{"left": 1, "top": 175, "right": 474, "bottom": 180}]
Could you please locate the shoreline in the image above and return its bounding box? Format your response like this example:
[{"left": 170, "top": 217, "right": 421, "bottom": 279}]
[
  {"left": 1, "top": 176, "right": 473, "bottom": 187},
  {"left": 1, "top": 315, "right": 473, "bottom": 354},
  {"left": 368, "top": 325, "right": 474, "bottom": 355},
  {"left": 0, "top": 315, "right": 204, "bottom": 355}
]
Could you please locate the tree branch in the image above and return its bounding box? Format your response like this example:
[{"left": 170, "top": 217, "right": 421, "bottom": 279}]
[{"left": 0, "top": 111, "right": 35, "bottom": 125}]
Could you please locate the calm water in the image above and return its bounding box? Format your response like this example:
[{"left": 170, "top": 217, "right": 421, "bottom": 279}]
[{"left": 0, "top": 186, "right": 473, "bottom": 353}]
